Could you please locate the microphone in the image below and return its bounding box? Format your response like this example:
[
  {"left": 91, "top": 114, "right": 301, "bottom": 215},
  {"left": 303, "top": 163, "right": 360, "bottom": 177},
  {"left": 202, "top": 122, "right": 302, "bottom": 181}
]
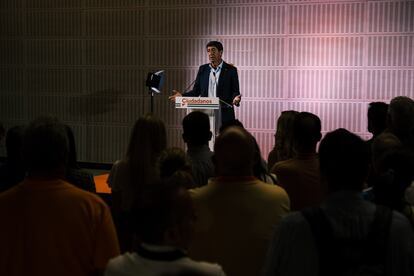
[
  {"left": 219, "top": 98, "right": 233, "bottom": 108},
  {"left": 182, "top": 78, "right": 197, "bottom": 94}
]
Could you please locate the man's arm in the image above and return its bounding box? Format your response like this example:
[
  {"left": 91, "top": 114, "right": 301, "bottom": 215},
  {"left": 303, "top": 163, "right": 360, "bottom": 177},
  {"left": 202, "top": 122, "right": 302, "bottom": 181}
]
[{"left": 230, "top": 66, "right": 241, "bottom": 106}]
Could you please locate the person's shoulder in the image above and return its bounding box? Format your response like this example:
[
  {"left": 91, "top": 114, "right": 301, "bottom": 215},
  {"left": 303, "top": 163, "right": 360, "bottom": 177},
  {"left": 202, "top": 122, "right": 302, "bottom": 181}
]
[
  {"left": 223, "top": 61, "right": 237, "bottom": 70},
  {"left": 189, "top": 184, "right": 212, "bottom": 199},
  {"left": 178, "top": 257, "right": 226, "bottom": 276},
  {"left": 63, "top": 180, "right": 109, "bottom": 208},
  {"left": 105, "top": 252, "right": 138, "bottom": 275},
  {"left": 271, "top": 158, "right": 297, "bottom": 173},
  {"left": 257, "top": 179, "right": 289, "bottom": 196},
  {"left": 199, "top": 64, "right": 210, "bottom": 71}
]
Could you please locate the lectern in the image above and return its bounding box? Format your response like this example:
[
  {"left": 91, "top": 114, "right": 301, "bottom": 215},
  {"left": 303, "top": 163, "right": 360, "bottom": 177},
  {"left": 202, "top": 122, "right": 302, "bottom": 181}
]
[{"left": 175, "top": 97, "right": 220, "bottom": 150}]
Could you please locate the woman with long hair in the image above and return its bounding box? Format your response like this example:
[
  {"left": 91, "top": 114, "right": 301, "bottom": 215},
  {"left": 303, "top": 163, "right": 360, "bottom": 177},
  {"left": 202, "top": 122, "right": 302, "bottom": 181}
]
[
  {"left": 267, "top": 110, "right": 298, "bottom": 170},
  {"left": 107, "top": 114, "right": 167, "bottom": 252},
  {"left": 108, "top": 113, "right": 167, "bottom": 213}
]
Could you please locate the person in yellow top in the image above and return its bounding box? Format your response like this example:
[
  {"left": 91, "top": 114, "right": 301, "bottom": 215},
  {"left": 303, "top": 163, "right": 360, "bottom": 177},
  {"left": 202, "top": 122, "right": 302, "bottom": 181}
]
[
  {"left": 188, "top": 126, "right": 290, "bottom": 276},
  {"left": 0, "top": 116, "right": 120, "bottom": 276}
]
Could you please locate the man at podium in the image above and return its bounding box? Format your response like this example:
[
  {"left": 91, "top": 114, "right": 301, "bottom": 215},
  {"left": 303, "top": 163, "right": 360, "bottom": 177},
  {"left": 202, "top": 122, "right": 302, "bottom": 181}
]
[{"left": 169, "top": 41, "right": 241, "bottom": 125}]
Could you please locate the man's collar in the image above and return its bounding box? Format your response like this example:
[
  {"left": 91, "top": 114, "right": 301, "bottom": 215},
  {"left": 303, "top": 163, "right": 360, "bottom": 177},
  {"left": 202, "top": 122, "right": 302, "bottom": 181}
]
[{"left": 210, "top": 60, "right": 224, "bottom": 70}]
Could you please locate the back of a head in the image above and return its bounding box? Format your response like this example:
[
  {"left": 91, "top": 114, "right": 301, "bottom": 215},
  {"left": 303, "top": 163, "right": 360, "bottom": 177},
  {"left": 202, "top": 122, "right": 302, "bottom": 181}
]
[
  {"left": 218, "top": 119, "right": 244, "bottom": 134},
  {"left": 5, "top": 125, "right": 25, "bottom": 164},
  {"left": 127, "top": 113, "right": 167, "bottom": 160},
  {"left": 371, "top": 132, "right": 402, "bottom": 171},
  {"left": 293, "top": 112, "right": 321, "bottom": 152},
  {"left": 64, "top": 124, "right": 79, "bottom": 168},
  {"left": 373, "top": 149, "right": 414, "bottom": 211},
  {"left": 274, "top": 110, "right": 299, "bottom": 160},
  {"left": 319, "top": 128, "right": 369, "bottom": 191},
  {"left": 23, "top": 116, "right": 69, "bottom": 174},
  {"left": 182, "top": 111, "right": 212, "bottom": 147},
  {"left": 132, "top": 171, "right": 195, "bottom": 246},
  {"left": 367, "top": 102, "right": 388, "bottom": 136},
  {"left": 214, "top": 126, "right": 255, "bottom": 176},
  {"left": 126, "top": 113, "right": 167, "bottom": 195},
  {"left": 158, "top": 147, "right": 193, "bottom": 182},
  {"left": 388, "top": 96, "right": 414, "bottom": 136}
]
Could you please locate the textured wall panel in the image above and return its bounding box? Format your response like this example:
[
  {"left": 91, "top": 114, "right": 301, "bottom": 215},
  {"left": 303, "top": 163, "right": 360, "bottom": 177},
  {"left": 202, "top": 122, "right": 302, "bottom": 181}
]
[
  {"left": 148, "top": 39, "right": 210, "bottom": 67},
  {"left": 0, "top": 11, "right": 23, "bottom": 37},
  {"left": 26, "top": 39, "right": 83, "bottom": 65},
  {"left": 217, "top": 5, "right": 285, "bottom": 35},
  {"left": 147, "top": 8, "right": 213, "bottom": 36},
  {"left": 0, "top": 95, "right": 27, "bottom": 121},
  {"left": 26, "top": 68, "right": 83, "bottom": 95},
  {"left": 1, "top": 0, "right": 414, "bottom": 163},
  {"left": 149, "top": 0, "right": 213, "bottom": 7},
  {"left": 288, "top": 37, "right": 364, "bottom": 66},
  {"left": 286, "top": 69, "right": 364, "bottom": 100},
  {"left": 26, "top": 11, "right": 82, "bottom": 37},
  {"left": 0, "top": 39, "right": 24, "bottom": 65},
  {"left": 366, "top": 70, "right": 414, "bottom": 100},
  {"left": 25, "top": 0, "right": 83, "bottom": 9},
  {"left": 367, "top": 36, "right": 414, "bottom": 66},
  {"left": 84, "top": 10, "right": 146, "bottom": 37},
  {"left": 289, "top": 3, "right": 365, "bottom": 34},
  {"left": 368, "top": 1, "right": 414, "bottom": 33},
  {"left": 84, "top": 68, "right": 148, "bottom": 96},
  {"left": 223, "top": 37, "right": 285, "bottom": 66},
  {"left": 0, "top": 68, "right": 25, "bottom": 94},
  {"left": 84, "top": 39, "right": 145, "bottom": 65},
  {"left": 239, "top": 69, "right": 285, "bottom": 99},
  {"left": 84, "top": 125, "right": 130, "bottom": 163}
]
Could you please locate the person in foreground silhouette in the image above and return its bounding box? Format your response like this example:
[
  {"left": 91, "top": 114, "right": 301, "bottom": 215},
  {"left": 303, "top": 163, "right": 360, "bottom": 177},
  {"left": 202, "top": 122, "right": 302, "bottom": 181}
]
[
  {"left": 0, "top": 116, "right": 119, "bottom": 276},
  {"left": 263, "top": 128, "right": 414, "bottom": 276},
  {"left": 105, "top": 171, "right": 226, "bottom": 276}
]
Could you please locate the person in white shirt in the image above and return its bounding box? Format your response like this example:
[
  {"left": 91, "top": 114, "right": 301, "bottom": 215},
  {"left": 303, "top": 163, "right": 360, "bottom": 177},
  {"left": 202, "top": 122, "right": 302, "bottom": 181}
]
[{"left": 105, "top": 171, "right": 226, "bottom": 276}]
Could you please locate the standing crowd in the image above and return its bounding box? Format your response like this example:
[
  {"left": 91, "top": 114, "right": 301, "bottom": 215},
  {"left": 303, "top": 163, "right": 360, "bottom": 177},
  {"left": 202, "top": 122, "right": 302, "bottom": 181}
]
[{"left": 0, "top": 95, "right": 414, "bottom": 276}]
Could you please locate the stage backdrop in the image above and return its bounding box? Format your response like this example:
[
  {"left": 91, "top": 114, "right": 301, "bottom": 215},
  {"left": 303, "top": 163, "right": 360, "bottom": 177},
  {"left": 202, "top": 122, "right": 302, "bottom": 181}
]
[{"left": 1, "top": 0, "right": 413, "bottom": 163}]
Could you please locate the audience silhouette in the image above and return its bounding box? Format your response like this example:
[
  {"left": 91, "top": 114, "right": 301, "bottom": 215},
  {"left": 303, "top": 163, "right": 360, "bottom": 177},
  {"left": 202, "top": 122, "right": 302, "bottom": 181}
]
[{"left": 1, "top": 95, "right": 413, "bottom": 275}]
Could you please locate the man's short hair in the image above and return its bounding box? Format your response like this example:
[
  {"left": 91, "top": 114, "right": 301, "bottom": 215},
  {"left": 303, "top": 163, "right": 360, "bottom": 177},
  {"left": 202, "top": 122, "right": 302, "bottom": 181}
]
[
  {"left": 293, "top": 112, "right": 321, "bottom": 150},
  {"left": 388, "top": 96, "right": 414, "bottom": 134},
  {"left": 23, "top": 116, "right": 69, "bottom": 173},
  {"left": 214, "top": 126, "right": 255, "bottom": 175},
  {"left": 319, "top": 128, "right": 369, "bottom": 191},
  {"left": 368, "top": 102, "right": 388, "bottom": 135},
  {"left": 158, "top": 147, "right": 193, "bottom": 182},
  {"left": 182, "top": 111, "right": 212, "bottom": 146},
  {"left": 206, "top": 41, "right": 223, "bottom": 52}
]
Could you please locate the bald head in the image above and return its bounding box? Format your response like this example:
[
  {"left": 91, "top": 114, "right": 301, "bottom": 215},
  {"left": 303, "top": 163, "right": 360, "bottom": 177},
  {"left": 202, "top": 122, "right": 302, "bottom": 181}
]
[{"left": 214, "top": 126, "right": 255, "bottom": 176}]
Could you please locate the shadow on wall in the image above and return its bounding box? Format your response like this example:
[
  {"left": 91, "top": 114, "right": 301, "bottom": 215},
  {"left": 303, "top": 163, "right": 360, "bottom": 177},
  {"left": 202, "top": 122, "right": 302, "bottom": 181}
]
[{"left": 67, "top": 88, "right": 130, "bottom": 121}]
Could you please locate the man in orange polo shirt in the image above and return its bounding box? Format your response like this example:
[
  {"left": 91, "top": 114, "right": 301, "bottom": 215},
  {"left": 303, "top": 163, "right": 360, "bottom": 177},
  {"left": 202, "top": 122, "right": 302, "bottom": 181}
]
[{"left": 0, "top": 116, "right": 120, "bottom": 276}]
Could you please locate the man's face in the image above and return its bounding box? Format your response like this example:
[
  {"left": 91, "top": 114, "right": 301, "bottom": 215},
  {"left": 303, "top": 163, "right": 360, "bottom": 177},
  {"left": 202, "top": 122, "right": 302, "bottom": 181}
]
[{"left": 207, "top": 46, "right": 222, "bottom": 65}]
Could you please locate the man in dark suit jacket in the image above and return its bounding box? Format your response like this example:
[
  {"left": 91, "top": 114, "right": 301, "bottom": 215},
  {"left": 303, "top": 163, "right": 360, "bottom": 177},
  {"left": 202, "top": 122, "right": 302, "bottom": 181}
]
[{"left": 170, "top": 41, "right": 241, "bottom": 124}]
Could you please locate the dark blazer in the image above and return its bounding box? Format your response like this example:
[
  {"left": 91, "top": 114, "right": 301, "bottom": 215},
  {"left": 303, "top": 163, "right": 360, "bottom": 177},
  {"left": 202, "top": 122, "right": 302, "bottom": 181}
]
[{"left": 183, "top": 61, "right": 240, "bottom": 124}]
